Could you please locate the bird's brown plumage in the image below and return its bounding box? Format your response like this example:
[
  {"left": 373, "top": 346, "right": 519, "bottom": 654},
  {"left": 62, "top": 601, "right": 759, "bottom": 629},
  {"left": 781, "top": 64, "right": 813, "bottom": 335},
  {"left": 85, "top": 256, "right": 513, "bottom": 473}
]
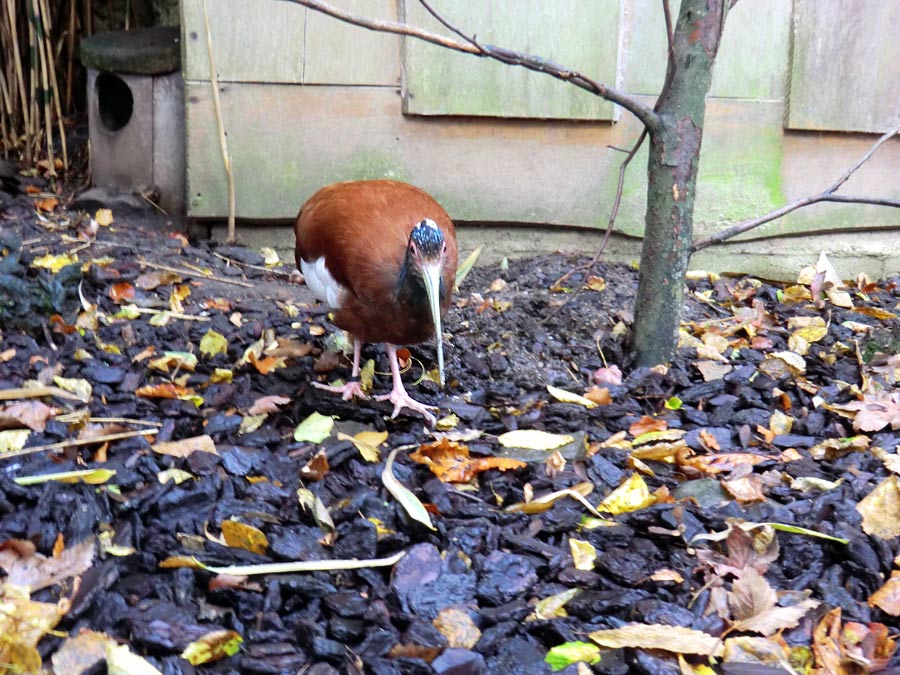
[{"left": 294, "top": 179, "right": 458, "bottom": 346}]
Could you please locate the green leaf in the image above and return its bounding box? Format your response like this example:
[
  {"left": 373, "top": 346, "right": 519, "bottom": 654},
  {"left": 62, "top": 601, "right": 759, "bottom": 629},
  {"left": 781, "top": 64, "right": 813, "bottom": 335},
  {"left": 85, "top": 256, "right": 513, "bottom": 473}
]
[
  {"left": 664, "top": 396, "right": 683, "bottom": 410},
  {"left": 545, "top": 641, "right": 601, "bottom": 671},
  {"left": 293, "top": 411, "right": 334, "bottom": 443}
]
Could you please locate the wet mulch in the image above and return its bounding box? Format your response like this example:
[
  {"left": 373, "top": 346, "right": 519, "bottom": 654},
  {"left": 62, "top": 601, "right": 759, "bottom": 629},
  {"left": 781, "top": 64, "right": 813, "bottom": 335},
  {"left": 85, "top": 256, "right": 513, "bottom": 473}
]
[{"left": 2, "top": 192, "right": 900, "bottom": 675}]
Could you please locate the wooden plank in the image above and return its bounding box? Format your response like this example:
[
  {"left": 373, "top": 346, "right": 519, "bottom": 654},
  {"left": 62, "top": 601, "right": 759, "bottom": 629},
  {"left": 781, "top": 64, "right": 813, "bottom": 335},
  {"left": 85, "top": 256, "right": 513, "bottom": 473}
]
[
  {"left": 621, "top": 0, "right": 791, "bottom": 100},
  {"left": 400, "top": 0, "right": 619, "bottom": 120},
  {"left": 181, "top": 0, "right": 306, "bottom": 83},
  {"left": 304, "top": 0, "right": 400, "bottom": 85},
  {"left": 788, "top": 0, "right": 900, "bottom": 132},
  {"left": 184, "top": 82, "right": 900, "bottom": 239}
]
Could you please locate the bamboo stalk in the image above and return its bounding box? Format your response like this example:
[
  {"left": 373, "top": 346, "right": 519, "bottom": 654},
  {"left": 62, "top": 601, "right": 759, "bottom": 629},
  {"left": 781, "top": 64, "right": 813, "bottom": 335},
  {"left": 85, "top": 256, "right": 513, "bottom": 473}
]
[
  {"left": 32, "top": 0, "right": 55, "bottom": 175},
  {"left": 201, "top": 0, "right": 237, "bottom": 242},
  {"left": 39, "top": 0, "right": 67, "bottom": 172},
  {"left": 7, "top": 0, "right": 29, "bottom": 160},
  {"left": 65, "top": 0, "right": 76, "bottom": 112}
]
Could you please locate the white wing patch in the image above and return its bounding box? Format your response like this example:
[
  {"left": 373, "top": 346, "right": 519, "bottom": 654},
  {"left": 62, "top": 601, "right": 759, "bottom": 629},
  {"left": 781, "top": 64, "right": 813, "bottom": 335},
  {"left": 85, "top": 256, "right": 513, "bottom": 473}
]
[{"left": 301, "top": 257, "right": 345, "bottom": 308}]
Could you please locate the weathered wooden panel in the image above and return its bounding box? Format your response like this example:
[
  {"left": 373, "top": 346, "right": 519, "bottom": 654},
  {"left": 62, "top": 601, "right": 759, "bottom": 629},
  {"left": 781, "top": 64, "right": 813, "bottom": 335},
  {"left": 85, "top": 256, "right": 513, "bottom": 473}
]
[
  {"left": 185, "top": 82, "right": 900, "bottom": 239},
  {"left": 788, "top": 0, "right": 900, "bottom": 132},
  {"left": 400, "top": 0, "right": 619, "bottom": 120},
  {"left": 304, "top": 0, "right": 400, "bottom": 85},
  {"left": 622, "top": 0, "right": 791, "bottom": 100},
  {"left": 181, "top": 0, "right": 306, "bottom": 83}
]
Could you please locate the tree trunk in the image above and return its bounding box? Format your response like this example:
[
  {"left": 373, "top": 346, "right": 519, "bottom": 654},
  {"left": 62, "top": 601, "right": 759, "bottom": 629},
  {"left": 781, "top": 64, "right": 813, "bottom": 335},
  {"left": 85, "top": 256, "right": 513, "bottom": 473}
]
[{"left": 632, "top": 0, "right": 731, "bottom": 367}]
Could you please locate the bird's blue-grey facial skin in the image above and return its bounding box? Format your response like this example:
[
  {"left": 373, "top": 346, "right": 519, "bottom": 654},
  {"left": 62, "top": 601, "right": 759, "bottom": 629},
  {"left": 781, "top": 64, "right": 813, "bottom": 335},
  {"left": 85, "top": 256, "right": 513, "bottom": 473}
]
[{"left": 409, "top": 219, "right": 445, "bottom": 261}]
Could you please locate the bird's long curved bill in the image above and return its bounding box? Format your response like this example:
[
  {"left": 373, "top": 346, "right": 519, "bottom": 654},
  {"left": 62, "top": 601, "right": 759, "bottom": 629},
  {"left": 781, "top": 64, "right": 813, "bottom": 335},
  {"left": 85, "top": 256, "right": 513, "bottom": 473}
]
[{"left": 421, "top": 262, "right": 445, "bottom": 386}]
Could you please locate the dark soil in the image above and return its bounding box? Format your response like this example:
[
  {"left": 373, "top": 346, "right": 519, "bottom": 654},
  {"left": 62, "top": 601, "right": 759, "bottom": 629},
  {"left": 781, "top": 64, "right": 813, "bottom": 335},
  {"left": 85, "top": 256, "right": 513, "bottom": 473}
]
[{"left": 2, "top": 186, "right": 900, "bottom": 675}]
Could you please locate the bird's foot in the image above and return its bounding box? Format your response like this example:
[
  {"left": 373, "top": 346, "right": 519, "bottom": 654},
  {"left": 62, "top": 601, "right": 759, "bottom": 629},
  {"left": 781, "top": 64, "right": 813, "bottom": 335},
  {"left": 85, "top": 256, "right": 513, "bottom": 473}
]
[
  {"left": 375, "top": 387, "right": 437, "bottom": 425},
  {"left": 313, "top": 379, "right": 368, "bottom": 401}
]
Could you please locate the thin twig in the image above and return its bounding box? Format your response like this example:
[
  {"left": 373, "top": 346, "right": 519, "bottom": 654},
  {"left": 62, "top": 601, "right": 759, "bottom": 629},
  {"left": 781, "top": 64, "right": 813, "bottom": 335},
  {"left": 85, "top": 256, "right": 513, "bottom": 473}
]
[
  {"left": 692, "top": 123, "right": 900, "bottom": 251},
  {"left": 137, "top": 257, "right": 255, "bottom": 288},
  {"left": 212, "top": 250, "right": 294, "bottom": 277},
  {"left": 418, "top": 0, "right": 481, "bottom": 50},
  {"left": 280, "top": 0, "right": 660, "bottom": 132},
  {"left": 201, "top": 0, "right": 236, "bottom": 242},
  {"left": 0, "top": 428, "right": 157, "bottom": 461}
]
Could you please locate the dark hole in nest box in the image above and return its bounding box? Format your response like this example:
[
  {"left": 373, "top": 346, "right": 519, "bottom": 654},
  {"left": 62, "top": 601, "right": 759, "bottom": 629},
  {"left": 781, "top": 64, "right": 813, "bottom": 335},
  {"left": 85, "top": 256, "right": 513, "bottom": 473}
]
[{"left": 96, "top": 72, "right": 134, "bottom": 132}]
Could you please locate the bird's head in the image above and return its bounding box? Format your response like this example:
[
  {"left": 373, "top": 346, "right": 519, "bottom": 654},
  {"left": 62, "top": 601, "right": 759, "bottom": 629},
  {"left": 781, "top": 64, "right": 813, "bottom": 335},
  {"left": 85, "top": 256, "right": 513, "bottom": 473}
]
[{"left": 407, "top": 218, "right": 449, "bottom": 386}]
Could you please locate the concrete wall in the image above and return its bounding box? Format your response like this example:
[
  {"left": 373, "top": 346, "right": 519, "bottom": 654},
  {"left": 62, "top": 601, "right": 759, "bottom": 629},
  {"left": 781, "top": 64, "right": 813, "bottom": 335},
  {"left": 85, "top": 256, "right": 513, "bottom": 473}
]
[{"left": 183, "top": 0, "right": 900, "bottom": 279}]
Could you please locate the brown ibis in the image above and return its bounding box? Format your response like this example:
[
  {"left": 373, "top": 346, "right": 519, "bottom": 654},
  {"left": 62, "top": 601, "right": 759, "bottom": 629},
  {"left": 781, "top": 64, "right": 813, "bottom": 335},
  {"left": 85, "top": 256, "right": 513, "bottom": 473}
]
[{"left": 294, "top": 179, "right": 458, "bottom": 424}]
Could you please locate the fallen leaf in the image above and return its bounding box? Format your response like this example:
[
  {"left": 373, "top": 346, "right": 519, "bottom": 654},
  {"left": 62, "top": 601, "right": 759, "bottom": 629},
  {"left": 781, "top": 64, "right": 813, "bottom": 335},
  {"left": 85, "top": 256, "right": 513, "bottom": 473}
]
[
  {"left": 433, "top": 607, "right": 481, "bottom": 649},
  {"left": 383, "top": 447, "right": 435, "bottom": 530},
  {"left": 14, "top": 469, "right": 116, "bottom": 486},
  {"left": 593, "top": 365, "right": 623, "bottom": 386},
  {"left": 294, "top": 411, "right": 334, "bottom": 443},
  {"left": 857, "top": 475, "right": 900, "bottom": 539},
  {"left": 0, "top": 584, "right": 70, "bottom": 674},
  {"left": 0, "top": 429, "right": 30, "bottom": 453},
  {"left": 51, "top": 629, "right": 117, "bottom": 675},
  {"left": 152, "top": 435, "right": 217, "bottom": 458},
  {"left": 721, "top": 475, "right": 766, "bottom": 504},
  {"left": 300, "top": 449, "right": 329, "bottom": 481},
  {"left": 0, "top": 537, "right": 95, "bottom": 591},
  {"left": 569, "top": 538, "right": 596, "bottom": 571},
  {"left": 247, "top": 395, "right": 291, "bottom": 416},
  {"left": 297, "top": 487, "right": 336, "bottom": 535},
  {"left": 32, "top": 251, "right": 78, "bottom": 273},
  {"left": 598, "top": 473, "right": 655, "bottom": 514},
  {"left": 108, "top": 282, "right": 135, "bottom": 303},
  {"left": 337, "top": 430, "right": 387, "bottom": 462},
  {"left": 181, "top": 629, "right": 243, "bottom": 665},
  {"left": 497, "top": 429, "right": 574, "bottom": 452},
  {"left": 629, "top": 416, "right": 667, "bottom": 437},
  {"left": 221, "top": 520, "right": 268, "bottom": 555},
  {"left": 410, "top": 438, "right": 526, "bottom": 483},
  {"left": 0, "top": 401, "right": 56, "bottom": 432},
  {"left": 106, "top": 643, "right": 164, "bottom": 675},
  {"left": 148, "top": 351, "right": 197, "bottom": 373},
  {"left": 528, "top": 588, "right": 581, "bottom": 621},
  {"left": 869, "top": 570, "right": 900, "bottom": 616},
  {"left": 589, "top": 624, "right": 722, "bottom": 656},
  {"left": 583, "top": 386, "right": 612, "bottom": 405},
  {"left": 547, "top": 385, "right": 597, "bottom": 409},
  {"left": 545, "top": 641, "right": 601, "bottom": 672},
  {"left": 94, "top": 208, "right": 114, "bottom": 226},
  {"left": 727, "top": 567, "right": 819, "bottom": 636},
  {"left": 199, "top": 329, "right": 228, "bottom": 358}
]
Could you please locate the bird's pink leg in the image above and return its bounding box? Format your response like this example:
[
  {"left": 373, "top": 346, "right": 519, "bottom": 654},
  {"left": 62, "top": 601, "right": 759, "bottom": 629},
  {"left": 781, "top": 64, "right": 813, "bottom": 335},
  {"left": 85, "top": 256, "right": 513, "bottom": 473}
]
[
  {"left": 313, "top": 337, "right": 368, "bottom": 400},
  {"left": 374, "top": 344, "right": 437, "bottom": 425}
]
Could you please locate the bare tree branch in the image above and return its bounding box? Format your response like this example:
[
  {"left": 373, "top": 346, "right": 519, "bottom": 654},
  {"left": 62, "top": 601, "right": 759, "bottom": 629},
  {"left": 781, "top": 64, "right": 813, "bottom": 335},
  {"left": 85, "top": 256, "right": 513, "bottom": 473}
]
[
  {"left": 692, "top": 122, "right": 900, "bottom": 251},
  {"left": 281, "top": 0, "right": 661, "bottom": 132}
]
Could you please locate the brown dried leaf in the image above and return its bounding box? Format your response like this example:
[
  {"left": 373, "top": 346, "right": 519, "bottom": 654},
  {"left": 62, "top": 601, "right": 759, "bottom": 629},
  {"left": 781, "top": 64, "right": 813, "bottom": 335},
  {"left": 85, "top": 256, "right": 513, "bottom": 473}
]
[
  {"left": 589, "top": 624, "right": 722, "bottom": 656},
  {"left": 152, "top": 434, "right": 217, "bottom": 458},
  {"left": 857, "top": 475, "right": 900, "bottom": 540},
  {"left": 629, "top": 415, "right": 667, "bottom": 437},
  {"left": 869, "top": 570, "right": 900, "bottom": 616},
  {"left": 247, "top": 395, "right": 291, "bottom": 416},
  {"left": 410, "top": 438, "right": 526, "bottom": 483},
  {"left": 300, "top": 449, "right": 329, "bottom": 482},
  {"left": 0, "top": 537, "right": 95, "bottom": 591},
  {"left": 0, "top": 400, "right": 56, "bottom": 432},
  {"left": 727, "top": 567, "right": 819, "bottom": 636}
]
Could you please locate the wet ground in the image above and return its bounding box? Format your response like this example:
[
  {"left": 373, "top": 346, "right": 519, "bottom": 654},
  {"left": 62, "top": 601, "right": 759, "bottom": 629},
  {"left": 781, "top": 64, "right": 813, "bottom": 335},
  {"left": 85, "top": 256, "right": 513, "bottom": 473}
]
[{"left": 2, "top": 185, "right": 900, "bottom": 674}]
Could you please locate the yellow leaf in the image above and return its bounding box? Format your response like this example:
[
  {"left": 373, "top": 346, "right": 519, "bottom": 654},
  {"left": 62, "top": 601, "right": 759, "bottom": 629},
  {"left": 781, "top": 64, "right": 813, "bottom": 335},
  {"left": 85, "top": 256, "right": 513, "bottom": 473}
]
[
  {"left": 181, "top": 629, "right": 243, "bottom": 666},
  {"left": 221, "top": 520, "right": 268, "bottom": 555},
  {"left": 589, "top": 624, "right": 722, "bottom": 656},
  {"left": 294, "top": 412, "right": 334, "bottom": 443},
  {"left": 32, "top": 252, "right": 79, "bottom": 273},
  {"left": 52, "top": 376, "right": 92, "bottom": 402},
  {"left": 569, "top": 538, "right": 597, "bottom": 571},
  {"left": 158, "top": 468, "right": 195, "bottom": 485},
  {"left": 210, "top": 368, "right": 233, "bottom": 383},
  {"left": 547, "top": 385, "right": 598, "bottom": 409},
  {"left": 94, "top": 208, "right": 114, "bottom": 226},
  {"left": 528, "top": 588, "right": 580, "bottom": 621},
  {"left": 857, "top": 475, "right": 900, "bottom": 540},
  {"left": 106, "top": 643, "right": 164, "bottom": 675},
  {"left": 0, "top": 429, "right": 30, "bottom": 454},
  {"left": 260, "top": 247, "right": 280, "bottom": 267},
  {"left": 199, "top": 330, "right": 228, "bottom": 358},
  {"left": 436, "top": 413, "right": 460, "bottom": 430},
  {"left": 598, "top": 473, "right": 656, "bottom": 514},
  {"left": 497, "top": 429, "right": 574, "bottom": 451},
  {"left": 337, "top": 430, "right": 387, "bottom": 462}
]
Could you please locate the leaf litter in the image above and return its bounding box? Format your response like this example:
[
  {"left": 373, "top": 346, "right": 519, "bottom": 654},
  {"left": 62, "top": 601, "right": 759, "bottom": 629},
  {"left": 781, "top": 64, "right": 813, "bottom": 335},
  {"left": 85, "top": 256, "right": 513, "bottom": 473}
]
[{"left": 2, "top": 202, "right": 900, "bottom": 672}]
